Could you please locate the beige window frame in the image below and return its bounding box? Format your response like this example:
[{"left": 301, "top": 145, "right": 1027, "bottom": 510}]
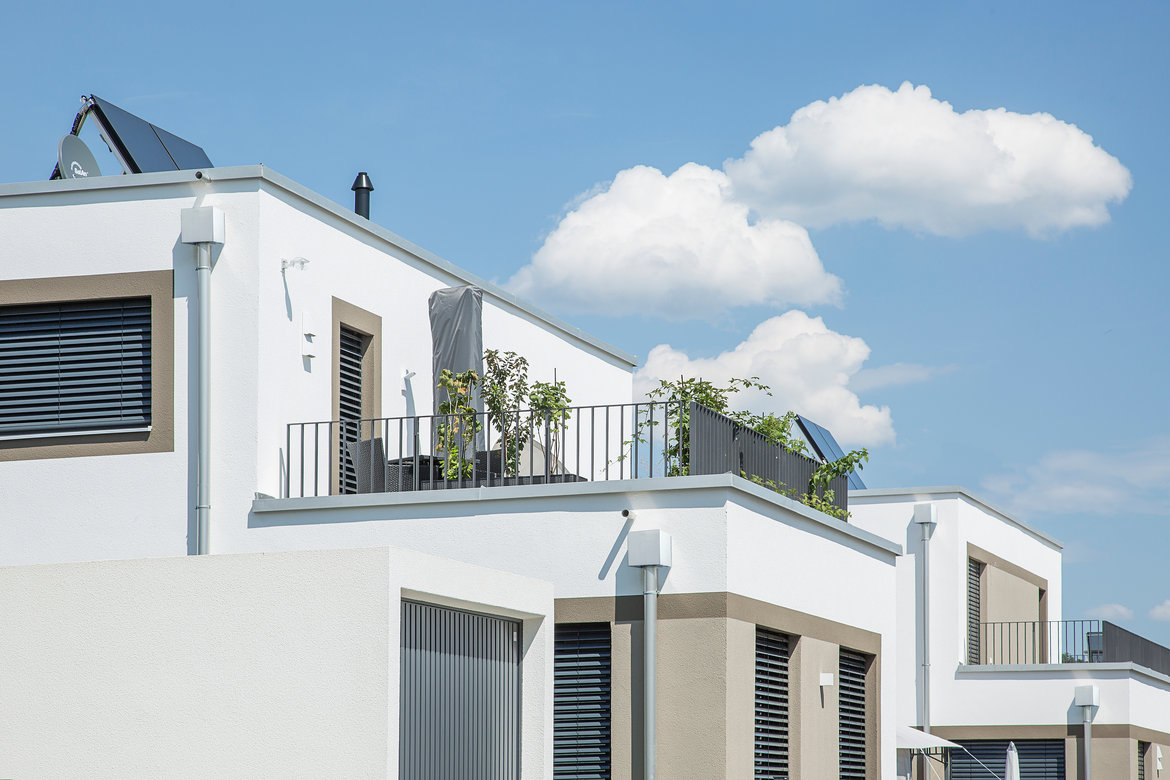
[{"left": 0, "top": 270, "right": 174, "bottom": 461}]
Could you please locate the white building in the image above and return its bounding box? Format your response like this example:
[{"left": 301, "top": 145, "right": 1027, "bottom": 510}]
[
  {"left": 852, "top": 487, "right": 1170, "bottom": 779},
  {"left": 0, "top": 165, "right": 901, "bottom": 778}
]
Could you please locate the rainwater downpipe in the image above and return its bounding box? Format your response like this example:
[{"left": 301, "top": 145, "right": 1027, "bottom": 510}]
[
  {"left": 1075, "top": 685, "right": 1099, "bottom": 780},
  {"left": 913, "top": 503, "right": 938, "bottom": 734},
  {"left": 627, "top": 525, "right": 672, "bottom": 780},
  {"left": 180, "top": 205, "right": 225, "bottom": 556}
]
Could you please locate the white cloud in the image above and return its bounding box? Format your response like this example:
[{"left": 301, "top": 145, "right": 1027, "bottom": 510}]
[
  {"left": 849, "top": 362, "right": 954, "bottom": 393},
  {"left": 634, "top": 311, "right": 894, "bottom": 447},
  {"left": 1086, "top": 603, "right": 1134, "bottom": 621},
  {"left": 1151, "top": 601, "right": 1170, "bottom": 622},
  {"left": 724, "top": 82, "right": 1132, "bottom": 236},
  {"left": 506, "top": 163, "right": 842, "bottom": 319},
  {"left": 982, "top": 438, "right": 1170, "bottom": 517}
]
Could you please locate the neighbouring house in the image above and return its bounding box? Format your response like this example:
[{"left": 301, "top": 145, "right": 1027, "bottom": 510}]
[
  {"left": 0, "top": 117, "right": 901, "bottom": 779},
  {"left": 851, "top": 487, "right": 1170, "bottom": 780}
]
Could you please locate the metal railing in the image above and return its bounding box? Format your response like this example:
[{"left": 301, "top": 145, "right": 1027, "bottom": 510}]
[
  {"left": 975, "top": 619, "right": 1101, "bottom": 665},
  {"left": 284, "top": 401, "right": 686, "bottom": 498},
  {"left": 974, "top": 620, "right": 1170, "bottom": 676},
  {"left": 282, "top": 400, "right": 846, "bottom": 514}
]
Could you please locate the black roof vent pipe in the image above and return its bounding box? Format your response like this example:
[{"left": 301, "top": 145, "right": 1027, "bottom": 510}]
[{"left": 351, "top": 172, "right": 374, "bottom": 219}]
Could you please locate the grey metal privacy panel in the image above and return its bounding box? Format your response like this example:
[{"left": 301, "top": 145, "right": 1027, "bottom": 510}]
[
  {"left": 838, "top": 648, "right": 868, "bottom": 780},
  {"left": 554, "top": 623, "right": 611, "bottom": 779},
  {"left": 951, "top": 740, "right": 1064, "bottom": 779},
  {"left": 968, "top": 559, "right": 983, "bottom": 664},
  {"left": 428, "top": 285, "right": 485, "bottom": 449},
  {"left": 0, "top": 297, "right": 151, "bottom": 436},
  {"left": 754, "top": 627, "right": 790, "bottom": 779},
  {"left": 400, "top": 601, "right": 521, "bottom": 780},
  {"left": 689, "top": 402, "right": 848, "bottom": 515}
]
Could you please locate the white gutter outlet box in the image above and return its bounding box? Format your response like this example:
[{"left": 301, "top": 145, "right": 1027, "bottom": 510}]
[
  {"left": 913, "top": 503, "right": 937, "bottom": 526},
  {"left": 181, "top": 206, "right": 225, "bottom": 245},
  {"left": 1074, "top": 685, "right": 1100, "bottom": 707},
  {"left": 628, "top": 529, "right": 672, "bottom": 568}
]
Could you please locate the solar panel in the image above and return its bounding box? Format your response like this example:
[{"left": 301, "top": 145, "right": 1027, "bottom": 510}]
[
  {"left": 50, "top": 95, "right": 212, "bottom": 179},
  {"left": 795, "top": 414, "right": 867, "bottom": 490},
  {"left": 90, "top": 96, "right": 212, "bottom": 173}
]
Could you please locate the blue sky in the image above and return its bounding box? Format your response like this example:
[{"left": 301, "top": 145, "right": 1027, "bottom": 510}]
[{"left": 3, "top": 1, "right": 1167, "bottom": 639}]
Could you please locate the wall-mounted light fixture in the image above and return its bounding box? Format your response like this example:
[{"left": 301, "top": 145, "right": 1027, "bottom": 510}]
[
  {"left": 819, "top": 672, "right": 835, "bottom": 688},
  {"left": 281, "top": 257, "right": 309, "bottom": 271}
]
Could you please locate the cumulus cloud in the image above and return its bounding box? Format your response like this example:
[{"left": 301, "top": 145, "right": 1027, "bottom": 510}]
[
  {"left": 506, "top": 163, "right": 842, "bottom": 319},
  {"left": 982, "top": 438, "right": 1170, "bottom": 517},
  {"left": 634, "top": 311, "right": 894, "bottom": 447},
  {"left": 1151, "top": 601, "right": 1170, "bottom": 622},
  {"left": 1086, "top": 603, "right": 1134, "bottom": 621},
  {"left": 724, "top": 82, "right": 1132, "bottom": 236}
]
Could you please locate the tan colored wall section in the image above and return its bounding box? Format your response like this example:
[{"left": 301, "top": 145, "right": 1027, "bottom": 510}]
[
  {"left": 791, "top": 636, "right": 839, "bottom": 779},
  {"left": 557, "top": 593, "right": 882, "bottom": 780}
]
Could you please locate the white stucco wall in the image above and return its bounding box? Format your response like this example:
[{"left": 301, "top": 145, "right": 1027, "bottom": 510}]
[
  {"left": 0, "top": 169, "right": 634, "bottom": 567},
  {"left": 0, "top": 546, "right": 553, "bottom": 779},
  {"left": 851, "top": 488, "right": 1065, "bottom": 735}
]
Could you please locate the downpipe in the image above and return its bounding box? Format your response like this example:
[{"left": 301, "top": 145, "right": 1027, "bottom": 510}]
[
  {"left": 195, "top": 242, "right": 211, "bottom": 555},
  {"left": 643, "top": 564, "right": 659, "bottom": 780}
]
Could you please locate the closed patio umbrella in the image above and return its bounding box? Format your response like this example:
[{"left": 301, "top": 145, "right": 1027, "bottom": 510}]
[{"left": 1005, "top": 741, "right": 1020, "bottom": 780}]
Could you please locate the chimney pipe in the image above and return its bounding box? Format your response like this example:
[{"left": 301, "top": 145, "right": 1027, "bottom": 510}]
[{"left": 351, "top": 172, "right": 373, "bottom": 219}]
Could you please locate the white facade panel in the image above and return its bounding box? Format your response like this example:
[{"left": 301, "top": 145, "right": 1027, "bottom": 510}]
[{"left": 0, "top": 546, "right": 553, "bottom": 779}]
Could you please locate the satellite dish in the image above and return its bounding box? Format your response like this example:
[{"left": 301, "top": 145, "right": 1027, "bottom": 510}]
[{"left": 57, "top": 134, "right": 102, "bottom": 179}]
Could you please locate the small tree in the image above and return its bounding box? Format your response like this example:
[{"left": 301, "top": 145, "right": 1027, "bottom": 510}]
[
  {"left": 482, "top": 349, "right": 531, "bottom": 476},
  {"left": 434, "top": 368, "right": 482, "bottom": 480}
]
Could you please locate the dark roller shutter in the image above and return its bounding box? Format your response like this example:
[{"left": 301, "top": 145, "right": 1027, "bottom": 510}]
[
  {"left": 338, "top": 326, "right": 364, "bottom": 494},
  {"left": 968, "top": 558, "right": 983, "bottom": 664},
  {"left": 1139, "top": 741, "right": 1148, "bottom": 780},
  {"left": 400, "top": 601, "right": 521, "bottom": 779},
  {"left": 0, "top": 297, "right": 151, "bottom": 437},
  {"left": 755, "top": 627, "right": 789, "bottom": 779},
  {"left": 952, "top": 740, "right": 1065, "bottom": 779},
  {"left": 839, "top": 649, "right": 869, "bottom": 779},
  {"left": 554, "top": 623, "right": 611, "bottom": 779}
]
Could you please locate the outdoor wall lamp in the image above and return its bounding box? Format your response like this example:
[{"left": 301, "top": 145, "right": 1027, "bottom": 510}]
[{"left": 281, "top": 256, "right": 309, "bottom": 271}]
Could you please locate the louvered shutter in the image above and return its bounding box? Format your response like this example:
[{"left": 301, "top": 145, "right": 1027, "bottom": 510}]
[
  {"left": 755, "top": 627, "right": 789, "bottom": 779},
  {"left": 838, "top": 648, "right": 869, "bottom": 779},
  {"left": 337, "top": 326, "right": 364, "bottom": 494},
  {"left": 0, "top": 298, "right": 151, "bottom": 437},
  {"left": 1139, "top": 741, "right": 1148, "bottom": 780},
  {"left": 951, "top": 740, "right": 1065, "bottom": 779},
  {"left": 400, "top": 601, "right": 521, "bottom": 779},
  {"left": 554, "top": 623, "right": 611, "bottom": 779},
  {"left": 968, "top": 558, "right": 983, "bottom": 664}
]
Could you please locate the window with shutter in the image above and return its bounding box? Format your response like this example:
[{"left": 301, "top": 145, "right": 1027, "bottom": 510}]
[
  {"left": 968, "top": 558, "right": 984, "bottom": 664},
  {"left": 838, "top": 648, "right": 869, "bottom": 780},
  {"left": 0, "top": 297, "right": 151, "bottom": 438},
  {"left": 951, "top": 739, "right": 1064, "bottom": 779},
  {"left": 554, "top": 623, "right": 611, "bottom": 779},
  {"left": 755, "top": 627, "right": 789, "bottom": 779},
  {"left": 337, "top": 325, "right": 366, "bottom": 494}
]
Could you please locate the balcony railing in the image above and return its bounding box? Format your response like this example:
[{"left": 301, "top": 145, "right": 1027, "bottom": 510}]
[
  {"left": 973, "top": 620, "right": 1170, "bottom": 676},
  {"left": 282, "top": 401, "right": 847, "bottom": 515}
]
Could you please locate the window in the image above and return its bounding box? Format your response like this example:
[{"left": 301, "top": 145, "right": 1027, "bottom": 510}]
[
  {"left": 951, "top": 739, "right": 1064, "bottom": 779},
  {"left": 330, "top": 298, "right": 381, "bottom": 494},
  {"left": 1139, "top": 740, "right": 1148, "bottom": 780},
  {"left": 554, "top": 623, "right": 611, "bottom": 779},
  {"left": 838, "top": 648, "right": 870, "bottom": 780},
  {"left": 399, "top": 601, "right": 521, "bottom": 779},
  {"left": 0, "top": 297, "right": 151, "bottom": 437},
  {"left": 0, "top": 271, "right": 173, "bottom": 461},
  {"left": 968, "top": 558, "right": 984, "bottom": 664},
  {"left": 754, "top": 627, "right": 790, "bottom": 779}
]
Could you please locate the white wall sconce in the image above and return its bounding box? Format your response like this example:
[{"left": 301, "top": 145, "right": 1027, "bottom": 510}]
[
  {"left": 819, "top": 672, "right": 835, "bottom": 688},
  {"left": 281, "top": 256, "right": 309, "bottom": 271}
]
